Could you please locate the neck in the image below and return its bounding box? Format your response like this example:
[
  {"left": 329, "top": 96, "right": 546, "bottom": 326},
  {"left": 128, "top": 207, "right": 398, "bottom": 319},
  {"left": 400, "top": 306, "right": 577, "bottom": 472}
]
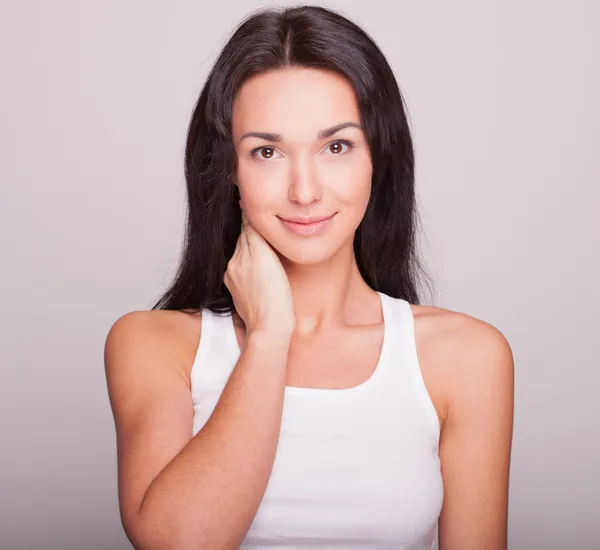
[{"left": 275, "top": 237, "right": 378, "bottom": 338}]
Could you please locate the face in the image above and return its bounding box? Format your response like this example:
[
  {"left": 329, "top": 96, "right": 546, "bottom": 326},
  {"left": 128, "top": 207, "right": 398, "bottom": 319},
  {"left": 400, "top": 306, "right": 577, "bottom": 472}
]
[{"left": 231, "top": 67, "right": 373, "bottom": 265}]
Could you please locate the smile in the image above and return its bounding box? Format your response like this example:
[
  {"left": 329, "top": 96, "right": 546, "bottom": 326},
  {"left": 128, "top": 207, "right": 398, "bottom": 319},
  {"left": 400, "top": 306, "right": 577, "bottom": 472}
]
[{"left": 277, "top": 213, "right": 337, "bottom": 236}]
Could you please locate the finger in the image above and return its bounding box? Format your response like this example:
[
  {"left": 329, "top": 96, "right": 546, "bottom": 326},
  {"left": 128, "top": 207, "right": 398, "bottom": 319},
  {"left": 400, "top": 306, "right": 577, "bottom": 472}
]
[
  {"left": 232, "top": 215, "right": 244, "bottom": 258},
  {"left": 233, "top": 232, "right": 242, "bottom": 257},
  {"left": 241, "top": 210, "right": 250, "bottom": 232},
  {"left": 241, "top": 211, "right": 252, "bottom": 256}
]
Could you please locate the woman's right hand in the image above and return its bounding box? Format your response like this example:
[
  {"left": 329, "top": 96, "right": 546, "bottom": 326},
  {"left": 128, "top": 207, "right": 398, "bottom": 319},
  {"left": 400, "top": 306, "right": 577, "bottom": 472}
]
[{"left": 224, "top": 209, "right": 296, "bottom": 338}]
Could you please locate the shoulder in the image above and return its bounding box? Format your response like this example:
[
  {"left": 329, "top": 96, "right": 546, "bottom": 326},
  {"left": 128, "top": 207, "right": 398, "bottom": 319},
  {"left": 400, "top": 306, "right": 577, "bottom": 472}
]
[
  {"left": 410, "top": 303, "right": 512, "bottom": 360},
  {"left": 408, "top": 303, "right": 514, "bottom": 431},
  {"left": 104, "top": 309, "right": 203, "bottom": 388}
]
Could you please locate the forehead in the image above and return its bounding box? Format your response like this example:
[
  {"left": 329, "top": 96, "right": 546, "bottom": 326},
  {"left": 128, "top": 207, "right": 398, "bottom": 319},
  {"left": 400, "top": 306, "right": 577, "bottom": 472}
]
[{"left": 231, "top": 68, "right": 361, "bottom": 139}]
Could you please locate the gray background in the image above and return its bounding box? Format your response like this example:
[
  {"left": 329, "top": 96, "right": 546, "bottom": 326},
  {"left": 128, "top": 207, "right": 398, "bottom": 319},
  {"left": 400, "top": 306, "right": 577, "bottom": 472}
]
[{"left": 1, "top": 1, "right": 598, "bottom": 549}]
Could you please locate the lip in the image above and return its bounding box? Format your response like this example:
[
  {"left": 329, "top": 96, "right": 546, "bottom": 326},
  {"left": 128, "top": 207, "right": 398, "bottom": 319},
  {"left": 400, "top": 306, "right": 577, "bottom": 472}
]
[
  {"left": 277, "top": 213, "right": 336, "bottom": 236},
  {"left": 278, "top": 213, "right": 336, "bottom": 224}
]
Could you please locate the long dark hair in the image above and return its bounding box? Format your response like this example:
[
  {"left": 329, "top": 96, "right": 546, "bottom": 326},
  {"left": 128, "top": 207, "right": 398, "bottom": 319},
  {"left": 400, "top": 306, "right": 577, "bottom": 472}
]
[{"left": 152, "top": 4, "right": 434, "bottom": 314}]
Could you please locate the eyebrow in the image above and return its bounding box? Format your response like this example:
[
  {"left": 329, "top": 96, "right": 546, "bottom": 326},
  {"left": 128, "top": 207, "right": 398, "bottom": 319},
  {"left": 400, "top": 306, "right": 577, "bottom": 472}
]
[{"left": 238, "top": 121, "right": 363, "bottom": 143}]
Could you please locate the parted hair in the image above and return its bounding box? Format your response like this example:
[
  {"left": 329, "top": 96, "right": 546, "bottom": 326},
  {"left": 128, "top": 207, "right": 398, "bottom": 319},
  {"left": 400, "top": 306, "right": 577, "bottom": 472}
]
[{"left": 152, "top": 4, "right": 434, "bottom": 314}]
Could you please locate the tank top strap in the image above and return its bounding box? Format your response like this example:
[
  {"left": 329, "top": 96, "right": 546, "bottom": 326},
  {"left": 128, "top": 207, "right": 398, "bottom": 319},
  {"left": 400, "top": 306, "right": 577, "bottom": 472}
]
[
  {"left": 189, "top": 307, "right": 236, "bottom": 403},
  {"left": 387, "top": 296, "right": 441, "bottom": 445},
  {"left": 195, "top": 307, "right": 214, "bottom": 369}
]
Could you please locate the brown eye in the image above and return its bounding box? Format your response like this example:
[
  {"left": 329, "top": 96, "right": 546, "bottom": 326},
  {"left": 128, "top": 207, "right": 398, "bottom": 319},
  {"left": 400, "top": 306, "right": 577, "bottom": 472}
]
[
  {"left": 259, "top": 147, "right": 275, "bottom": 159},
  {"left": 324, "top": 140, "right": 355, "bottom": 155},
  {"left": 250, "top": 146, "right": 282, "bottom": 161}
]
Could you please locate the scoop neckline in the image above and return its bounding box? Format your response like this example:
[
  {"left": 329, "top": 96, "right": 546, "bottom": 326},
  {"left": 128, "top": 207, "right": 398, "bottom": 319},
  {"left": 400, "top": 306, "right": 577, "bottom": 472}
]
[{"left": 224, "top": 291, "right": 392, "bottom": 397}]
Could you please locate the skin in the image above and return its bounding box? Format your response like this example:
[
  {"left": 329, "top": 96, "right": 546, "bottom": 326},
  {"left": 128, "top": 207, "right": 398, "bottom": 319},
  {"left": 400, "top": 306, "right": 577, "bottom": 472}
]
[
  {"left": 231, "top": 67, "right": 377, "bottom": 338},
  {"left": 107, "top": 67, "right": 514, "bottom": 549},
  {"left": 230, "top": 67, "right": 514, "bottom": 548}
]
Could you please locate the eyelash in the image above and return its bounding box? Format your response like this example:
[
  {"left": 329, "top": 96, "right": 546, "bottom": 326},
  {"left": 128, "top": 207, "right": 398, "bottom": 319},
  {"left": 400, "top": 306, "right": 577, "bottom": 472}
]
[{"left": 249, "top": 139, "right": 356, "bottom": 161}]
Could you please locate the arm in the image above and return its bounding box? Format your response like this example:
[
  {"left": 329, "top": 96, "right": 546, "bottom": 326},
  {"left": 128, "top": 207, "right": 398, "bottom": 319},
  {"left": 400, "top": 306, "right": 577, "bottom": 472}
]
[
  {"left": 104, "top": 310, "right": 291, "bottom": 550},
  {"left": 437, "top": 317, "right": 514, "bottom": 550}
]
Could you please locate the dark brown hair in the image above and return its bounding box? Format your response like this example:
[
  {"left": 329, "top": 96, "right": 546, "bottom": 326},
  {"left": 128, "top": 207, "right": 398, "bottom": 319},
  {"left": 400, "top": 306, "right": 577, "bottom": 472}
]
[{"left": 152, "top": 4, "right": 434, "bottom": 313}]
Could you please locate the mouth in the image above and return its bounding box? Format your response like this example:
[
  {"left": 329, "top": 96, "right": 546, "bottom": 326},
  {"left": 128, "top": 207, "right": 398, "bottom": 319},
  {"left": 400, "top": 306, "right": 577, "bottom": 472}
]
[{"left": 277, "top": 213, "right": 337, "bottom": 237}]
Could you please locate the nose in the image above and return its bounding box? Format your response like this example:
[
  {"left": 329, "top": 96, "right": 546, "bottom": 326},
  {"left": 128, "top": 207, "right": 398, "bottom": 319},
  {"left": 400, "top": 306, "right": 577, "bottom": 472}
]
[{"left": 287, "top": 158, "right": 323, "bottom": 206}]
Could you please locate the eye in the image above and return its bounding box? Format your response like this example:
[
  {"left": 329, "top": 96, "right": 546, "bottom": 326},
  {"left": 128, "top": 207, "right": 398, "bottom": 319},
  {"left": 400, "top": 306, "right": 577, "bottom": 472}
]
[
  {"left": 249, "top": 146, "right": 283, "bottom": 161},
  {"left": 249, "top": 139, "right": 356, "bottom": 161},
  {"left": 322, "top": 139, "right": 356, "bottom": 156}
]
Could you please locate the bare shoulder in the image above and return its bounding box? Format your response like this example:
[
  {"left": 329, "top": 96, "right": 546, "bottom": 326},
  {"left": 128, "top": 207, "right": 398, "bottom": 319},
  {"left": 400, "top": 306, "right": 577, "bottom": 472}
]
[
  {"left": 104, "top": 308, "right": 202, "bottom": 389},
  {"left": 103, "top": 309, "right": 204, "bottom": 534},
  {"left": 408, "top": 303, "right": 514, "bottom": 432}
]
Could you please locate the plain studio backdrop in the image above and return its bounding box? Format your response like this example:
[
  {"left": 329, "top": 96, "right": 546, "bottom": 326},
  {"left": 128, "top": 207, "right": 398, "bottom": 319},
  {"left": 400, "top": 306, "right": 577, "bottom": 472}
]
[{"left": 1, "top": 1, "right": 598, "bottom": 549}]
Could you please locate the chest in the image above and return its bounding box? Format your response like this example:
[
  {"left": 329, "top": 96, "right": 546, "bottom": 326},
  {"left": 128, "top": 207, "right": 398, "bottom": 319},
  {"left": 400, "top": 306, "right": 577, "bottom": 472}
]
[
  {"left": 234, "top": 322, "right": 385, "bottom": 391},
  {"left": 192, "top": 304, "right": 445, "bottom": 548},
  {"left": 239, "top": 397, "right": 443, "bottom": 549}
]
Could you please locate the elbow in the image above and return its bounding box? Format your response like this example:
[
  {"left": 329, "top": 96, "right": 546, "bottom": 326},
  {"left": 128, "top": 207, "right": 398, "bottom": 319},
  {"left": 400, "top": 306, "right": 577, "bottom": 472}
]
[{"left": 122, "top": 507, "right": 211, "bottom": 550}]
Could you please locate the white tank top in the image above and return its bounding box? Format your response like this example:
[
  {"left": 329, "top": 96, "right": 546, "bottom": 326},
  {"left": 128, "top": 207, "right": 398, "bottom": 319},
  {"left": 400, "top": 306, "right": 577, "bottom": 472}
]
[{"left": 190, "top": 291, "right": 444, "bottom": 549}]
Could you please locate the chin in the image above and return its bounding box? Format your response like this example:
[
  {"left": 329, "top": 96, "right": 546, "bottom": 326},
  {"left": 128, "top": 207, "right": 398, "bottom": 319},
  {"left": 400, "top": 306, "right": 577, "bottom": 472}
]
[
  {"left": 266, "top": 234, "right": 346, "bottom": 266},
  {"left": 251, "top": 213, "right": 354, "bottom": 265},
  {"left": 278, "top": 247, "right": 334, "bottom": 266}
]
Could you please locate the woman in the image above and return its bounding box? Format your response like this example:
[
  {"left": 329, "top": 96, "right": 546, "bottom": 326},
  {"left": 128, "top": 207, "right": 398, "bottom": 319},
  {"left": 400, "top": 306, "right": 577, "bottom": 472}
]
[{"left": 104, "top": 5, "right": 514, "bottom": 550}]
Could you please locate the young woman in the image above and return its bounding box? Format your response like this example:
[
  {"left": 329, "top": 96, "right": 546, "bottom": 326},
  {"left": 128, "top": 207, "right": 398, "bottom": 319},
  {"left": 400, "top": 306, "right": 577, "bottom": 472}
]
[{"left": 104, "top": 5, "right": 514, "bottom": 550}]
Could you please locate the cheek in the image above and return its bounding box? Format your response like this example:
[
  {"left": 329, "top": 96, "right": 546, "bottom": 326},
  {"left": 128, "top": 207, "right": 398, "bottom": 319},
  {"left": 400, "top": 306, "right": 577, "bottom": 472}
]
[
  {"left": 237, "top": 188, "right": 277, "bottom": 229},
  {"left": 328, "top": 161, "right": 373, "bottom": 215},
  {"left": 236, "top": 177, "right": 281, "bottom": 239},
  {"left": 322, "top": 146, "right": 372, "bottom": 194},
  {"left": 236, "top": 163, "right": 279, "bottom": 212}
]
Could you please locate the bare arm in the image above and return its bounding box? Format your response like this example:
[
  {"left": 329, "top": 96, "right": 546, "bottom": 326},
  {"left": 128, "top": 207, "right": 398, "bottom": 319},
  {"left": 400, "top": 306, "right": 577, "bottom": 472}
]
[
  {"left": 104, "top": 310, "right": 291, "bottom": 550},
  {"left": 437, "top": 315, "right": 514, "bottom": 550}
]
